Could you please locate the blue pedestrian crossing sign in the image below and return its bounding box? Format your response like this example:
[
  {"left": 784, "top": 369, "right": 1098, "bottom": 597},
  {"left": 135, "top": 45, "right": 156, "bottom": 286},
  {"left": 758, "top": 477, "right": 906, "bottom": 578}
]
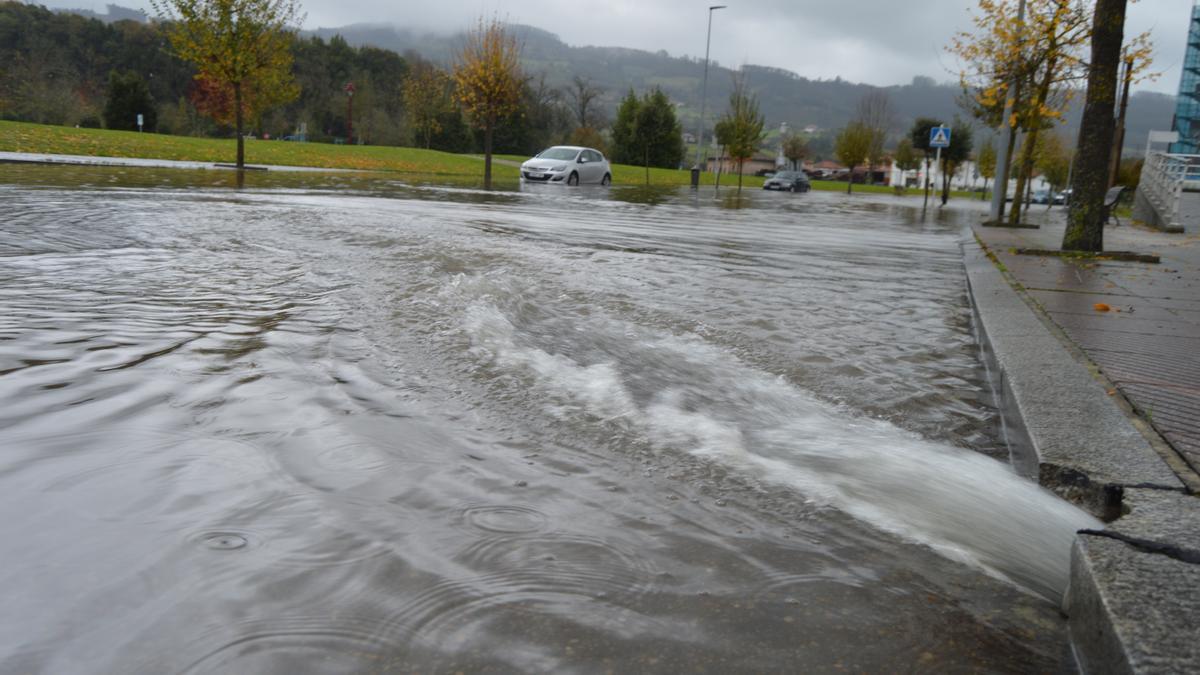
[{"left": 929, "top": 126, "right": 952, "bottom": 149}]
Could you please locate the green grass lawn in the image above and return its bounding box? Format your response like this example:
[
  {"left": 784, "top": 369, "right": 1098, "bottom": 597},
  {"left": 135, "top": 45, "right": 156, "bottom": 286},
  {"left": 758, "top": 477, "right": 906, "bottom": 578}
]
[
  {"left": 0, "top": 120, "right": 518, "bottom": 179},
  {"left": 811, "top": 180, "right": 979, "bottom": 200},
  {"left": 0, "top": 121, "right": 737, "bottom": 186},
  {"left": 0, "top": 120, "right": 979, "bottom": 197}
]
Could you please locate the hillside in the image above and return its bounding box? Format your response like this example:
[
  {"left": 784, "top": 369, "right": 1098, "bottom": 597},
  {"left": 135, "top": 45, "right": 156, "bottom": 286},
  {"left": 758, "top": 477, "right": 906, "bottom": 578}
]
[
  {"left": 27, "top": 5, "right": 1180, "bottom": 154},
  {"left": 313, "top": 22, "right": 1176, "bottom": 151}
]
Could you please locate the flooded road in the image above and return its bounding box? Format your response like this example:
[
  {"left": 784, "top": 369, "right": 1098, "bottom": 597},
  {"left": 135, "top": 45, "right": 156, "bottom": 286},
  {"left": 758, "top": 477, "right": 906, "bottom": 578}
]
[{"left": 0, "top": 166, "right": 1097, "bottom": 673}]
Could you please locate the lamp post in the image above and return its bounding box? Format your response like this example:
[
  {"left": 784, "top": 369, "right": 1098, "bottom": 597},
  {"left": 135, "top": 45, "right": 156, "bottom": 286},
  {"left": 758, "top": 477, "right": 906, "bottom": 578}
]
[
  {"left": 691, "top": 4, "right": 726, "bottom": 188},
  {"left": 344, "top": 82, "right": 356, "bottom": 145}
]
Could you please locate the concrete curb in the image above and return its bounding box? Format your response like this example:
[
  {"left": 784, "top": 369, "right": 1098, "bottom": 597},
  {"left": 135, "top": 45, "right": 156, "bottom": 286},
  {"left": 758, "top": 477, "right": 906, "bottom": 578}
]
[
  {"left": 963, "top": 236, "right": 1182, "bottom": 515},
  {"left": 962, "top": 232, "right": 1200, "bottom": 673}
]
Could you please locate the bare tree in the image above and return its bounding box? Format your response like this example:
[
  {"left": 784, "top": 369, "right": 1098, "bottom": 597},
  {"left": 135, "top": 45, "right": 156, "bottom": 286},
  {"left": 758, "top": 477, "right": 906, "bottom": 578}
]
[
  {"left": 854, "top": 90, "right": 894, "bottom": 183},
  {"left": 782, "top": 134, "right": 807, "bottom": 171},
  {"left": 835, "top": 122, "right": 872, "bottom": 194},
  {"left": 717, "top": 73, "right": 765, "bottom": 193},
  {"left": 567, "top": 75, "right": 604, "bottom": 129}
]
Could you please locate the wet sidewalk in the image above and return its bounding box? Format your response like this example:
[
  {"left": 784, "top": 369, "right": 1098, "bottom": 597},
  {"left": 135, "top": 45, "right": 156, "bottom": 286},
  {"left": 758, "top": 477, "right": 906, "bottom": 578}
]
[{"left": 972, "top": 211, "right": 1200, "bottom": 485}]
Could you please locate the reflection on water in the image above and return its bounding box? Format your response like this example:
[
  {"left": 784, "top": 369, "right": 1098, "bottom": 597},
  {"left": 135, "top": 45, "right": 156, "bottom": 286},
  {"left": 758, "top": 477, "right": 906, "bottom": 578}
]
[{"left": 0, "top": 163, "right": 1089, "bottom": 673}]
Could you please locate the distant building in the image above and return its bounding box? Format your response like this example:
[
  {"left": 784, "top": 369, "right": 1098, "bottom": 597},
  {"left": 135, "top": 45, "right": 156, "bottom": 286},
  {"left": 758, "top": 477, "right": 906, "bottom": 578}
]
[
  {"left": 809, "top": 160, "right": 845, "bottom": 176},
  {"left": 708, "top": 155, "right": 777, "bottom": 175},
  {"left": 1170, "top": 3, "right": 1200, "bottom": 153},
  {"left": 887, "top": 159, "right": 1051, "bottom": 195}
]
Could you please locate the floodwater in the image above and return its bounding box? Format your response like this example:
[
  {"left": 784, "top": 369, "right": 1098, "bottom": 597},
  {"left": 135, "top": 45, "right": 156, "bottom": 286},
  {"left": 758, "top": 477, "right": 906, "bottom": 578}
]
[{"left": 0, "top": 165, "right": 1098, "bottom": 673}]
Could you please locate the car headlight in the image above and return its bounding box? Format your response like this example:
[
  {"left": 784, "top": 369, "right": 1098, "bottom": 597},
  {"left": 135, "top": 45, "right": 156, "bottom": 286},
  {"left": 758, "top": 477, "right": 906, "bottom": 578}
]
[{"left": 551, "top": 165, "right": 567, "bottom": 172}]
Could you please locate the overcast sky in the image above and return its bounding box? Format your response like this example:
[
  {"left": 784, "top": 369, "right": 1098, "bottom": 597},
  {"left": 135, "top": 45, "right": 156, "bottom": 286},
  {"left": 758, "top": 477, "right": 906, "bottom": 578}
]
[{"left": 49, "top": 0, "right": 1195, "bottom": 94}]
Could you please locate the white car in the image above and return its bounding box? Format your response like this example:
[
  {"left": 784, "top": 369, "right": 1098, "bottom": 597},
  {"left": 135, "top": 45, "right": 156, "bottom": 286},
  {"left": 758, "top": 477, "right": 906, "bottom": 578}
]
[{"left": 520, "top": 146, "right": 612, "bottom": 186}]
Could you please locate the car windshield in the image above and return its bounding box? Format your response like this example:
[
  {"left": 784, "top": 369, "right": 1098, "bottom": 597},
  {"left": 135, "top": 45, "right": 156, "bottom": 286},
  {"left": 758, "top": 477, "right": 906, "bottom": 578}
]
[
  {"left": 536, "top": 148, "right": 580, "bottom": 161},
  {"left": 775, "top": 172, "right": 800, "bottom": 179}
]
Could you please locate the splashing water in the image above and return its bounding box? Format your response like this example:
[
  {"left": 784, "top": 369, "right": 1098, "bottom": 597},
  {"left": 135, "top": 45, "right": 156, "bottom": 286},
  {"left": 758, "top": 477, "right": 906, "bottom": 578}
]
[
  {"left": 457, "top": 273, "right": 1100, "bottom": 601},
  {"left": 0, "top": 174, "right": 1091, "bottom": 671}
]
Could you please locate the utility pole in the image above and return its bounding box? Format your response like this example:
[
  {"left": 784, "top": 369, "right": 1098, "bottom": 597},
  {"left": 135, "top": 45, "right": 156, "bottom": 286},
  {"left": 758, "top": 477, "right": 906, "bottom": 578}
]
[
  {"left": 691, "top": 5, "right": 726, "bottom": 188},
  {"left": 989, "top": 0, "right": 1027, "bottom": 223}
]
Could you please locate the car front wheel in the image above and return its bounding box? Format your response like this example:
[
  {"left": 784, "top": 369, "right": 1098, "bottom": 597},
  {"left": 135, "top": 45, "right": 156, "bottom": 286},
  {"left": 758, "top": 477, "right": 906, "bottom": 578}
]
[
  {"left": 567, "top": 172, "right": 579, "bottom": 186},
  {"left": 601, "top": 173, "right": 611, "bottom": 186}
]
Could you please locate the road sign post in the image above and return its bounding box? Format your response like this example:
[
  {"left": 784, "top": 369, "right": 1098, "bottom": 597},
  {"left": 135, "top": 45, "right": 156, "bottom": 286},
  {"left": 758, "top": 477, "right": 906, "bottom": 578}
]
[
  {"left": 929, "top": 126, "right": 952, "bottom": 149},
  {"left": 929, "top": 126, "right": 951, "bottom": 208},
  {"left": 137, "top": 113, "right": 143, "bottom": 133}
]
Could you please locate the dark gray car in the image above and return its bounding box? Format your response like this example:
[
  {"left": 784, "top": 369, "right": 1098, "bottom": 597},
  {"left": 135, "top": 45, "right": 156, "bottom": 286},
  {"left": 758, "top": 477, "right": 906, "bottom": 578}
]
[{"left": 762, "top": 170, "right": 811, "bottom": 192}]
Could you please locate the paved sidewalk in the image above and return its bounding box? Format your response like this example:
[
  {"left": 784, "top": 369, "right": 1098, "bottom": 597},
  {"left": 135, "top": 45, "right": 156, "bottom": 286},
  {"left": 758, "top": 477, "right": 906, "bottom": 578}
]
[{"left": 973, "top": 211, "right": 1200, "bottom": 484}]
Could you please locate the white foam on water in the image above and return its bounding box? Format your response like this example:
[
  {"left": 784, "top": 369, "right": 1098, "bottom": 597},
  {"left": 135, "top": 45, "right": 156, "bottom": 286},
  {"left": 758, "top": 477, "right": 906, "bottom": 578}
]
[{"left": 451, "top": 273, "right": 1101, "bottom": 601}]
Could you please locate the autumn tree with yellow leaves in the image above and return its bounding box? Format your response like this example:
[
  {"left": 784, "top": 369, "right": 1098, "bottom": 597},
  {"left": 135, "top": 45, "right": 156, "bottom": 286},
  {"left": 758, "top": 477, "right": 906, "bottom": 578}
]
[
  {"left": 951, "top": 0, "right": 1155, "bottom": 224},
  {"left": 404, "top": 59, "right": 453, "bottom": 149},
  {"left": 152, "top": 0, "right": 302, "bottom": 169},
  {"left": 950, "top": 0, "right": 1090, "bottom": 223},
  {"left": 453, "top": 18, "right": 524, "bottom": 188}
]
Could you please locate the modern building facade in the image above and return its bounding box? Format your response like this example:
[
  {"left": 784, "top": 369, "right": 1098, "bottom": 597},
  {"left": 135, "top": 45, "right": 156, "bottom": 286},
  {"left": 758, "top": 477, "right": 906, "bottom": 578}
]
[{"left": 1171, "top": 2, "right": 1200, "bottom": 153}]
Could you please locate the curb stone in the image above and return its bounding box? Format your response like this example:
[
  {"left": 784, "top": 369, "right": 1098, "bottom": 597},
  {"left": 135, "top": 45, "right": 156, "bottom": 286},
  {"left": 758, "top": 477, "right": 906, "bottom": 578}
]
[{"left": 962, "top": 233, "right": 1199, "bottom": 673}]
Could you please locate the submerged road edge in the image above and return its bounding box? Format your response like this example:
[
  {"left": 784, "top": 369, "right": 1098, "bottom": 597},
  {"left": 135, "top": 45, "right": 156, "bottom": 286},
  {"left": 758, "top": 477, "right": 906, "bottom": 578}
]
[{"left": 962, "top": 232, "right": 1200, "bottom": 674}]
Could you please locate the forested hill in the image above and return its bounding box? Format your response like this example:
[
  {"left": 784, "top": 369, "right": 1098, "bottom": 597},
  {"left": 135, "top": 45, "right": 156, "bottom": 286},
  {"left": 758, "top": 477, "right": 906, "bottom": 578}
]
[
  {"left": 314, "top": 21, "right": 1175, "bottom": 151},
  {"left": 4, "top": 2, "right": 1177, "bottom": 155}
]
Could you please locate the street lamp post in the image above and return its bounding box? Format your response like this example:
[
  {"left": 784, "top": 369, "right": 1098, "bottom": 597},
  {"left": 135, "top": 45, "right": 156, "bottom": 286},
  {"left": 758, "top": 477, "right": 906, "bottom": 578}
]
[{"left": 691, "top": 5, "right": 727, "bottom": 188}]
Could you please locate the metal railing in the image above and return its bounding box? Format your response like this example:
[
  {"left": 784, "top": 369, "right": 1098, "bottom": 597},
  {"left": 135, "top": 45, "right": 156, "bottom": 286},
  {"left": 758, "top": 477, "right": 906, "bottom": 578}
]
[{"left": 1136, "top": 152, "right": 1200, "bottom": 229}]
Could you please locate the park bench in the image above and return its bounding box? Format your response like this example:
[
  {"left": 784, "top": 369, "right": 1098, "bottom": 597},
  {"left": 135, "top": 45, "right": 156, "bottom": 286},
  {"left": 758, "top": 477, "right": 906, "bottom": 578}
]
[{"left": 1105, "top": 185, "right": 1126, "bottom": 226}]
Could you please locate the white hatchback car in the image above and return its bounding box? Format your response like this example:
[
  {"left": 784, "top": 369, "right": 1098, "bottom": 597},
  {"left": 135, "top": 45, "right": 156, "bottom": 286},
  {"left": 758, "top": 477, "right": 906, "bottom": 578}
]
[{"left": 520, "top": 146, "right": 612, "bottom": 186}]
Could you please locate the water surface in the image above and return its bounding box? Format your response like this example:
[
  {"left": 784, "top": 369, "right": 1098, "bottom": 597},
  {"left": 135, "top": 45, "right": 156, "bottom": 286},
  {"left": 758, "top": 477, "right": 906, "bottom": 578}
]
[{"left": 0, "top": 165, "right": 1095, "bottom": 673}]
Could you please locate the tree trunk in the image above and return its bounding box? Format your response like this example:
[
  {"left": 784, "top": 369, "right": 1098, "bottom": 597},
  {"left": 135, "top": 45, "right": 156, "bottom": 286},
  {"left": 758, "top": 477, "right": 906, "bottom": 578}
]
[
  {"left": 1009, "top": 132, "right": 1036, "bottom": 224},
  {"left": 1011, "top": 48, "right": 1060, "bottom": 224},
  {"left": 1109, "top": 57, "right": 1133, "bottom": 187},
  {"left": 737, "top": 159, "right": 744, "bottom": 193},
  {"left": 1063, "top": 0, "right": 1125, "bottom": 252},
  {"left": 644, "top": 147, "right": 650, "bottom": 185},
  {"left": 234, "top": 81, "right": 244, "bottom": 169},
  {"left": 993, "top": 79, "right": 1022, "bottom": 219},
  {"left": 941, "top": 160, "right": 951, "bottom": 205},
  {"left": 483, "top": 121, "right": 494, "bottom": 189},
  {"left": 922, "top": 156, "right": 931, "bottom": 210},
  {"left": 847, "top": 165, "right": 854, "bottom": 194}
]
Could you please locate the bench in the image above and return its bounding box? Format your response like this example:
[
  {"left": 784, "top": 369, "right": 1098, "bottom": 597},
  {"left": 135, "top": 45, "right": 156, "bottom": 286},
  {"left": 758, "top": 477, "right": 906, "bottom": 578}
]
[{"left": 1105, "top": 185, "right": 1126, "bottom": 226}]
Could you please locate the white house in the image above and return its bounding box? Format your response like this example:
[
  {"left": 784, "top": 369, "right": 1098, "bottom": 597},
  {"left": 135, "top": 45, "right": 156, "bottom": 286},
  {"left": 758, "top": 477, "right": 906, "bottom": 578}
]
[{"left": 888, "top": 159, "right": 1051, "bottom": 196}]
